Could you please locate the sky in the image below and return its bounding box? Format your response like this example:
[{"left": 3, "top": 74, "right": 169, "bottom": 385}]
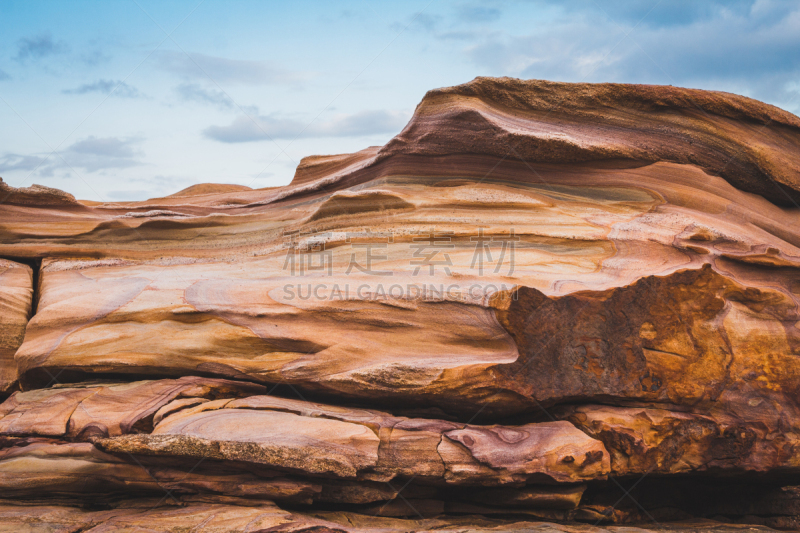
[{"left": 1, "top": 0, "right": 799, "bottom": 201}]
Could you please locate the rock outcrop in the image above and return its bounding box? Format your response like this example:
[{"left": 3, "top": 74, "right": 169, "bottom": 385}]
[{"left": 0, "top": 77, "right": 799, "bottom": 531}]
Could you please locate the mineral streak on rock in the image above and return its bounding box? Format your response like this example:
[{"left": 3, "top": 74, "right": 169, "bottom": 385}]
[{"left": 0, "top": 77, "right": 799, "bottom": 531}]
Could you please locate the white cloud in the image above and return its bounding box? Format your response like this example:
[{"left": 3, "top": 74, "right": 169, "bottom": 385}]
[
  {"left": 203, "top": 110, "right": 410, "bottom": 143},
  {"left": 456, "top": 4, "right": 502, "bottom": 23},
  {"left": 62, "top": 79, "right": 144, "bottom": 98},
  {"left": 0, "top": 137, "right": 144, "bottom": 177},
  {"left": 14, "top": 33, "right": 69, "bottom": 62},
  {"left": 156, "top": 51, "right": 309, "bottom": 85},
  {"left": 175, "top": 82, "right": 233, "bottom": 109},
  {"left": 0, "top": 154, "right": 44, "bottom": 174}
]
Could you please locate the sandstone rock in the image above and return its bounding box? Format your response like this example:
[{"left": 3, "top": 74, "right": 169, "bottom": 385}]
[
  {"left": 12, "top": 259, "right": 799, "bottom": 479},
  {"left": 145, "top": 409, "right": 382, "bottom": 479},
  {"left": 290, "top": 146, "right": 380, "bottom": 187},
  {"left": 0, "top": 500, "right": 317, "bottom": 532},
  {"left": 13, "top": 260, "right": 800, "bottom": 420},
  {"left": 87, "top": 390, "right": 609, "bottom": 484},
  {"left": 164, "top": 183, "right": 253, "bottom": 198},
  {"left": 15, "top": 258, "right": 523, "bottom": 409},
  {"left": 0, "top": 440, "right": 318, "bottom": 504},
  {"left": 0, "top": 377, "right": 266, "bottom": 439},
  {"left": 380, "top": 77, "right": 800, "bottom": 206},
  {"left": 0, "top": 381, "right": 609, "bottom": 515},
  {"left": 0, "top": 78, "right": 798, "bottom": 262},
  {"left": 558, "top": 404, "right": 800, "bottom": 475},
  {"left": 0, "top": 259, "right": 32, "bottom": 395},
  {"left": 0, "top": 499, "right": 787, "bottom": 532},
  {"left": 0, "top": 178, "right": 79, "bottom": 207},
  {"left": 437, "top": 421, "right": 607, "bottom": 484},
  {"left": 496, "top": 264, "right": 800, "bottom": 410}
]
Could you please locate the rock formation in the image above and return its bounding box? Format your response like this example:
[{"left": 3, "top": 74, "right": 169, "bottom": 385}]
[{"left": 0, "top": 77, "right": 799, "bottom": 531}]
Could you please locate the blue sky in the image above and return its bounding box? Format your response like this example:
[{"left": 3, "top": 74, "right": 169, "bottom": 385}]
[{"left": 1, "top": 0, "right": 799, "bottom": 201}]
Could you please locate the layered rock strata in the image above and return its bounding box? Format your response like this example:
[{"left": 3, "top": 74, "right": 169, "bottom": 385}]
[{"left": 0, "top": 78, "right": 799, "bottom": 531}]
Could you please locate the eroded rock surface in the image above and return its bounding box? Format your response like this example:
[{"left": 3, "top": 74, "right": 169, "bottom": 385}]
[{"left": 0, "top": 78, "right": 798, "bottom": 530}]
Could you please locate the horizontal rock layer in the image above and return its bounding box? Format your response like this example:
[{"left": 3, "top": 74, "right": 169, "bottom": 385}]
[
  {"left": 1, "top": 501, "right": 791, "bottom": 532},
  {"left": 0, "top": 78, "right": 798, "bottom": 530},
  {"left": 0, "top": 380, "right": 609, "bottom": 486},
  {"left": 0, "top": 384, "right": 797, "bottom": 528}
]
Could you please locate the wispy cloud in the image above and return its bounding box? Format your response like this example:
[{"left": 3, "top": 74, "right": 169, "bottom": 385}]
[
  {"left": 0, "top": 154, "right": 43, "bottom": 174},
  {"left": 62, "top": 79, "right": 144, "bottom": 98},
  {"left": 14, "top": 33, "right": 68, "bottom": 61},
  {"left": 456, "top": 4, "right": 502, "bottom": 23},
  {"left": 175, "top": 82, "right": 233, "bottom": 109},
  {"left": 156, "top": 51, "right": 308, "bottom": 85},
  {"left": 0, "top": 137, "right": 144, "bottom": 177},
  {"left": 69, "top": 137, "right": 141, "bottom": 159},
  {"left": 545, "top": 0, "right": 755, "bottom": 29},
  {"left": 392, "top": 12, "right": 443, "bottom": 33},
  {"left": 81, "top": 49, "right": 112, "bottom": 66},
  {"left": 391, "top": 5, "right": 499, "bottom": 40},
  {"left": 203, "top": 110, "right": 409, "bottom": 143}
]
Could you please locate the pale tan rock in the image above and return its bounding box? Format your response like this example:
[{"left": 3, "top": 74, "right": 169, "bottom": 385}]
[
  {"left": 312, "top": 510, "right": 785, "bottom": 532},
  {"left": 0, "top": 441, "right": 164, "bottom": 497},
  {"left": 0, "top": 503, "right": 97, "bottom": 533},
  {"left": 13, "top": 259, "right": 800, "bottom": 466},
  {"left": 0, "top": 440, "right": 319, "bottom": 504},
  {"left": 79, "top": 503, "right": 295, "bottom": 533},
  {"left": 225, "top": 395, "right": 404, "bottom": 430},
  {"left": 0, "top": 500, "right": 788, "bottom": 532},
  {"left": 0, "top": 382, "right": 608, "bottom": 486},
  {"left": 439, "top": 421, "right": 608, "bottom": 484},
  {"left": 0, "top": 377, "right": 265, "bottom": 439},
  {"left": 0, "top": 259, "right": 32, "bottom": 394},
  {"left": 0, "top": 388, "right": 95, "bottom": 436},
  {"left": 153, "top": 408, "right": 381, "bottom": 478},
  {"left": 0, "top": 178, "right": 79, "bottom": 207},
  {"left": 93, "top": 393, "right": 609, "bottom": 484}
]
